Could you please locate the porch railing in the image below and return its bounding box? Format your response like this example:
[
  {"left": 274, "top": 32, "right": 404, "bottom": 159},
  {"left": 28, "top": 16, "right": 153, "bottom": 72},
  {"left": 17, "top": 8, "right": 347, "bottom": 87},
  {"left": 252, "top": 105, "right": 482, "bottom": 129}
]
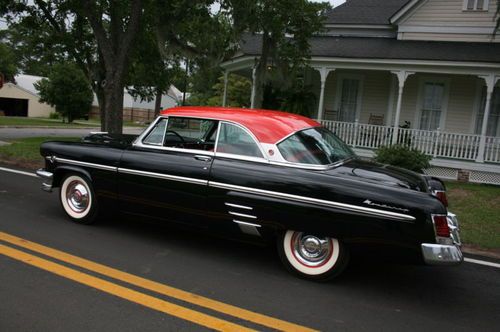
[{"left": 320, "top": 120, "right": 500, "bottom": 164}]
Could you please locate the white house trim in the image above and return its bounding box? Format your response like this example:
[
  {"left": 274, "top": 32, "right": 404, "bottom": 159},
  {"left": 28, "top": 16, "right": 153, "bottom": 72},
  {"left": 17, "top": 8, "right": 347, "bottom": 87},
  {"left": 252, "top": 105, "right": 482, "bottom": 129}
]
[
  {"left": 390, "top": 0, "right": 427, "bottom": 24},
  {"left": 398, "top": 26, "right": 496, "bottom": 34},
  {"left": 222, "top": 55, "right": 500, "bottom": 75}
]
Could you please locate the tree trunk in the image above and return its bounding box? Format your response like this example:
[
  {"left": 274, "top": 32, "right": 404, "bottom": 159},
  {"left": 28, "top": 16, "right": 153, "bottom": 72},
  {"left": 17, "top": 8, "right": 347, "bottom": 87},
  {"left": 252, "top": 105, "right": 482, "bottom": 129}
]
[
  {"left": 253, "top": 31, "right": 272, "bottom": 109},
  {"left": 95, "top": 85, "right": 106, "bottom": 131},
  {"left": 103, "top": 75, "right": 124, "bottom": 134},
  {"left": 154, "top": 87, "right": 162, "bottom": 117}
]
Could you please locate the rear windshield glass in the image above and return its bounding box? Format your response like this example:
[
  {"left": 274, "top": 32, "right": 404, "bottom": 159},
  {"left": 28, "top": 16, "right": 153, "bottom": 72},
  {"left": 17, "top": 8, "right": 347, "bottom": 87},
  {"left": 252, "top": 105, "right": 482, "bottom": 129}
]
[{"left": 277, "top": 127, "right": 355, "bottom": 165}]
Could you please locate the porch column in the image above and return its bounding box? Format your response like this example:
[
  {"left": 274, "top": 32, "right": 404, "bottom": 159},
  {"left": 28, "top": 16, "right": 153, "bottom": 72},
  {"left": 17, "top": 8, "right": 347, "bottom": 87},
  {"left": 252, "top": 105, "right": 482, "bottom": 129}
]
[
  {"left": 222, "top": 71, "right": 229, "bottom": 107},
  {"left": 250, "top": 66, "right": 257, "bottom": 109},
  {"left": 314, "top": 67, "right": 335, "bottom": 121},
  {"left": 391, "top": 70, "right": 414, "bottom": 145},
  {"left": 476, "top": 74, "right": 499, "bottom": 162}
]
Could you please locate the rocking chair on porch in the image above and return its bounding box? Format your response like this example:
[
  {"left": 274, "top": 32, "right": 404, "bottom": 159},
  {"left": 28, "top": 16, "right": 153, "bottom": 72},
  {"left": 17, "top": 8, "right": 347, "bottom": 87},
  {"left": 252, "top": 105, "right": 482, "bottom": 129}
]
[{"left": 368, "top": 113, "right": 385, "bottom": 126}]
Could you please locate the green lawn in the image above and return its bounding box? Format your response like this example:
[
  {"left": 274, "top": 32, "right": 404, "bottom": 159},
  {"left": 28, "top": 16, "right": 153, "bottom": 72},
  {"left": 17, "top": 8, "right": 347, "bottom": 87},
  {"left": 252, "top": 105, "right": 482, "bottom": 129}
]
[
  {"left": 0, "top": 136, "right": 80, "bottom": 162},
  {"left": 446, "top": 181, "right": 500, "bottom": 249},
  {"left": 0, "top": 116, "right": 98, "bottom": 127}
]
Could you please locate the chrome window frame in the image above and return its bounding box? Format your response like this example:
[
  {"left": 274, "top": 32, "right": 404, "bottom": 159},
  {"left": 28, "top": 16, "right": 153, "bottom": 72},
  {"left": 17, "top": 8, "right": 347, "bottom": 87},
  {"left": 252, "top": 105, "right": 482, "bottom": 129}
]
[
  {"left": 272, "top": 126, "right": 356, "bottom": 170},
  {"left": 214, "top": 121, "right": 268, "bottom": 163},
  {"left": 133, "top": 116, "right": 352, "bottom": 170}
]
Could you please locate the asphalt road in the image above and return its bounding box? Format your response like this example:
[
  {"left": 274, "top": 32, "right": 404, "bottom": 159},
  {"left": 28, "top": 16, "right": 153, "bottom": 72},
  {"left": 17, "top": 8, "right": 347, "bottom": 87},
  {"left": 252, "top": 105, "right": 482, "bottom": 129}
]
[
  {"left": 0, "top": 127, "right": 144, "bottom": 140},
  {"left": 0, "top": 169, "right": 499, "bottom": 331}
]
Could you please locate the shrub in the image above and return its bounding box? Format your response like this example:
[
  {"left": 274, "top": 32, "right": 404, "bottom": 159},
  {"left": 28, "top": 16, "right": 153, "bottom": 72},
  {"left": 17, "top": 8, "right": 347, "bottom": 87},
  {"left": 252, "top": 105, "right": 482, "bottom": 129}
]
[
  {"left": 374, "top": 144, "right": 431, "bottom": 173},
  {"left": 34, "top": 63, "right": 93, "bottom": 123},
  {"left": 49, "top": 112, "right": 60, "bottom": 119}
]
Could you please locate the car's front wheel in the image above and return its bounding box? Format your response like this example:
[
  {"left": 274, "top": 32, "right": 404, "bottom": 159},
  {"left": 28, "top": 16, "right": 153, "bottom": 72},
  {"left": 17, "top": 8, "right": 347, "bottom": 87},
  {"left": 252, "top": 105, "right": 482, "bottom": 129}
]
[
  {"left": 60, "top": 173, "right": 99, "bottom": 224},
  {"left": 277, "top": 230, "right": 349, "bottom": 281}
]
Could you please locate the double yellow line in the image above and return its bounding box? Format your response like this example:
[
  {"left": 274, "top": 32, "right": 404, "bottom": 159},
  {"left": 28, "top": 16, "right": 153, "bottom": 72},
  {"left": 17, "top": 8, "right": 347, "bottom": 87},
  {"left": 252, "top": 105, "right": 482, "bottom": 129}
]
[{"left": 0, "top": 231, "right": 316, "bottom": 332}]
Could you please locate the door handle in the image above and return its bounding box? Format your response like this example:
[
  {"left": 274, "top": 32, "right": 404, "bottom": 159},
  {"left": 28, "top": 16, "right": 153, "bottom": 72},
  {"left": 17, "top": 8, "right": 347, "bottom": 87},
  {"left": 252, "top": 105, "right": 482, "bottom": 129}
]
[{"left": 194, "top": 155, "right": 212, "bottom": 162}]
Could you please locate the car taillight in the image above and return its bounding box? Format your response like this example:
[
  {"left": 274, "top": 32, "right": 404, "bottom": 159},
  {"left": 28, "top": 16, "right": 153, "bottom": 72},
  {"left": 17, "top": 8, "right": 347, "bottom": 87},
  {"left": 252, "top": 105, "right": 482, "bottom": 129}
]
[
  {"left": 433, "top": 190, "right": 448, "bottom": 208},
  {"left": 432, "top": 215, "right": 450, "bottom": 238}
]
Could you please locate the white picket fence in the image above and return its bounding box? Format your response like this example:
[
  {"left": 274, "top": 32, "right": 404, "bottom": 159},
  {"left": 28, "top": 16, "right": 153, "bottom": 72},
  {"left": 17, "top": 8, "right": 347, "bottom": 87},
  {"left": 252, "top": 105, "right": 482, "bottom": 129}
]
[{"left": 320, "top": 120, "right": 500, "bottom": 164}]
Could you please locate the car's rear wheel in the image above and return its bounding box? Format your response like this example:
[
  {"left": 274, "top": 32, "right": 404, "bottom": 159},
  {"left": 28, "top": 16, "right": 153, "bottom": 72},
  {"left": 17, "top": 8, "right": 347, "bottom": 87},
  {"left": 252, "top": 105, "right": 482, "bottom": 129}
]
[
  {"left": 60, "top": 174, "right": 98, "bottom": 224},
  {"left": 277, "top": 230, "right": 349, "bottom": 281}
]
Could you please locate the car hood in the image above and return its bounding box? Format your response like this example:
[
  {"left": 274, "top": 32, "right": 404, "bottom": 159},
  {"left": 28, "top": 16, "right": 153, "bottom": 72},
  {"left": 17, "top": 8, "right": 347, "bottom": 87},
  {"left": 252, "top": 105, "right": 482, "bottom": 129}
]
[{"left": 328, "top": 158, "right": 429, "bottom": 192}]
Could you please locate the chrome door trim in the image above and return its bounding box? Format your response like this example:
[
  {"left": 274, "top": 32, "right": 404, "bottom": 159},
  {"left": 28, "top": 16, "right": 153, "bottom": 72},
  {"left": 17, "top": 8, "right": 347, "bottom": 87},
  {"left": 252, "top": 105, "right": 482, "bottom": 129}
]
[
  {"left": 210, "top": 181, "right": 415, "bottom": 222},
  {"left": 224, "top": 203, "right": 253, "bottom": 210},
  {"left": 118, "top": 168, "right": 208, "bottom": 185},
  {"left": 54, "top": 157, "right": 117, "bottom": 172},
  {"left": 228, "top": 211, "right": 257, "bottom": 219}
]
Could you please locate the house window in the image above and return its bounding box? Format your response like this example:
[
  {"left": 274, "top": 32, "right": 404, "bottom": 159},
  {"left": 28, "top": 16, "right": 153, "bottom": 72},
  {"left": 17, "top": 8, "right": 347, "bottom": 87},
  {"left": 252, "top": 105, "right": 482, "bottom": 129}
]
[
  {"left": 335, "top": 74, "right": 364, "bottom": 123},
  {"left": 475, "top": 86, "right": 500, "bottom": 137},
  {"left": 419, "top": 82, "right": 445, "bottom": 131},
  {"left": 463, "top": 0, "right": 489, "bottom": 11}
]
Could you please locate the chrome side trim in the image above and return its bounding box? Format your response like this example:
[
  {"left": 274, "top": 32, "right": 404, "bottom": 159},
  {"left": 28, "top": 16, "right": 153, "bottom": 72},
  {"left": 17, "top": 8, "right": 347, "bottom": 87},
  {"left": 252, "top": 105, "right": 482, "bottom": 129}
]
[
  {"left": 224, "top": 203, "right": 253, "bottom": 210},
  {"left": 36, "top": 169, "right": 53, "bottom": 192},
  {"left": 232, "top": 220, "right": 261, "bottom": 227},
  {"left": 55, "top": 157, "right": 117, "bottom": 171},
  {"left": 36, "top": 169, "right": 53, "bottom": 180},
  {"left": 228, "top": 211, "right": 257, "bottom": 219},
  {"left": 233, "top": 220, "right": 261, "bottom": 236},
  {"left": 118, "top": 168, "right": 208, "bottom": 185},
  {"left": 211, "top": 181, "right": 415, "bottom": 222},
  {"left": 421, "top": 244, "right": 463, "bottom": 265}
]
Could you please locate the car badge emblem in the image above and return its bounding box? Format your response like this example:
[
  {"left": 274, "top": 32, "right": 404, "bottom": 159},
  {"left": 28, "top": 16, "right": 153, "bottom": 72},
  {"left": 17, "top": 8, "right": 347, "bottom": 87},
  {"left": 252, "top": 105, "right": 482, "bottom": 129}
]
[{"left": 363, "top": 199, "right": 409, "bottom": 212}]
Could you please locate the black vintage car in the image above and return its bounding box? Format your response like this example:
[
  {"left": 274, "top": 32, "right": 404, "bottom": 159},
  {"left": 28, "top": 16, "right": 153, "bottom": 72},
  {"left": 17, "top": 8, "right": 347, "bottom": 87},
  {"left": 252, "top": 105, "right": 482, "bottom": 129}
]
[{"left": 36, "top": 106, "right": 462, "bottom": 280}]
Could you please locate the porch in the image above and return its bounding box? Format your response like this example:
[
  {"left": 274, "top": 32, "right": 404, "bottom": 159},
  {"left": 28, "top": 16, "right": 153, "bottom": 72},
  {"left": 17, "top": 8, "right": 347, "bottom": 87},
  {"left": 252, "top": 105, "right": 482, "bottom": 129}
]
[
  {"left": 319, "top": 119, "right": 500, "bottom": 184},
  {"left": 221, "top": 41, "right": 500, "bottom": 184}
]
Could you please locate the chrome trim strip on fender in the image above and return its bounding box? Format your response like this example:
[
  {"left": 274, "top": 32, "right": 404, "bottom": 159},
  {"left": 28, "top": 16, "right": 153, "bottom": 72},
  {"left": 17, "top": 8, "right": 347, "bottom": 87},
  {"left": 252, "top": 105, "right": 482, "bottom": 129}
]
[
  {"left": 224, "top": 203, "right": 253, "bottom": 210},
  {"left": 118, "top": 168, "right": 208, "bottom": 185},
  {"left": 211, "top": 181, "right": 416, "bottom": 222},
  {"left": 232, "top": 220, "right": 261, "bottom": 227},
  {"left": 55, "top": 157, "right": 118, "bottom": 171},
  {"left": 228, "top": 211, "right": 257, "bottom": 219}
]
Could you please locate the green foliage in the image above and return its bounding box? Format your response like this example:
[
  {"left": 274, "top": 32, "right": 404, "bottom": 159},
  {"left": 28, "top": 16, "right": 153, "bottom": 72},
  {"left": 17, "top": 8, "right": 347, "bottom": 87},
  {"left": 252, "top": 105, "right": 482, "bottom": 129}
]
[
  {"left": 49, "top": 112, "right": 60, "bottom": 119},
  {"left": 34, "top": 63, "right": 93, "bottom": 123},
  {"left": 0, "top": 136, "right": 80, "bottom": 162},
  {"left": 189, "top": 73, "right": 251, "bottom": 107},
  {"left": 278, "top": 84, "right": 317, "bottom": 117},
  {"left": 374, "top": 144, "right": 432, "bottom": 173},
  {"left": 0, "top": 42, "right": 17, "bottom": 81}
]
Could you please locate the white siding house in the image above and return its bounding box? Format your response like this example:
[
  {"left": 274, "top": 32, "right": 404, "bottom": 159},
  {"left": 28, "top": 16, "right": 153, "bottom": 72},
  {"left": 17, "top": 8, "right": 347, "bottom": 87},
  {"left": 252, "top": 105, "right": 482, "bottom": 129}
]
[{"left": 221, "top": 0, "right": 500, "bottom": 184}]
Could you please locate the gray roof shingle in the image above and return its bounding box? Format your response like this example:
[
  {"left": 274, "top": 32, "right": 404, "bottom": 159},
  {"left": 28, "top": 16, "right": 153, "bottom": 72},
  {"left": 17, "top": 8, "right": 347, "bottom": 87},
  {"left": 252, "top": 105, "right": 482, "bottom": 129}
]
[
  {"left": 326, "top": 0, "right": 411, "bottom": 25},
  {"left": 238, "top": 33, "right": 500, "bottom": 63}
]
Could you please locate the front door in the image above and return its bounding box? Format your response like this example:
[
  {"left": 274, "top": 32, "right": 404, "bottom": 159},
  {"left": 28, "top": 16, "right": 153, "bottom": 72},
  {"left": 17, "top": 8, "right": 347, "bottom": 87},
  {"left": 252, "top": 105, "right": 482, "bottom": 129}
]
[{"left": 118, "top": 116, "right": 218, "bottom": 226}]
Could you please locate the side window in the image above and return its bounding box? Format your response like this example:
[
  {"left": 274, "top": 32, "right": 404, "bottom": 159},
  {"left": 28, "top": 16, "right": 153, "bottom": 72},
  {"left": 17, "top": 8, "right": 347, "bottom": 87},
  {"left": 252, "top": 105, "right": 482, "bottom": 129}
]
[
  {"left": 216, "top": 123, "right": 263, "bottom": 158},
  {"left": 164, "top": 117, "right": 218, "bottom": 151},
  {"left": 143, "top": 118, "right": 167, "bottom": 145}
]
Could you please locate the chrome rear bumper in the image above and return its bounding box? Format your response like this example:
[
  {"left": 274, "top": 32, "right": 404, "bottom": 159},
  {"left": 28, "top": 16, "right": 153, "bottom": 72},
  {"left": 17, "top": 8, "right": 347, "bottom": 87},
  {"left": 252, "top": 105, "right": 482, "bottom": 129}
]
[
  {"left": 36, "top": 169, "right": 53, "bottom": 192},
  {"left": 421, "top": 243, "right": 463, "bottom": 265},
  {"left": 422, "top": 210, "right": 463, "bottom": 265}
]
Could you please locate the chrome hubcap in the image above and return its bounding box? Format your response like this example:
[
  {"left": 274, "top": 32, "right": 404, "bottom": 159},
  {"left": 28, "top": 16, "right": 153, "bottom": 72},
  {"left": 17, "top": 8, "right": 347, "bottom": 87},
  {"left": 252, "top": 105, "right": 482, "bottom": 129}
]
[
  {"left": 292, "top": 233, "right": 333, "bottom": 267},
  {"left": 66, "top": 181, "right": 89, "bottom": 213}
]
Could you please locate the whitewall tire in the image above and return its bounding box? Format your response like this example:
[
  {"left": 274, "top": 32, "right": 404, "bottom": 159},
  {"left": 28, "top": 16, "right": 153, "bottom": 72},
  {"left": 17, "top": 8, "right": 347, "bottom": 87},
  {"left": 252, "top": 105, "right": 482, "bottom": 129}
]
[
  {"left": 278, "top": 230, "right": 349, "bottom": 281},
  {"left": 60, "top": 174, "right": 98, "bottom": 224}
]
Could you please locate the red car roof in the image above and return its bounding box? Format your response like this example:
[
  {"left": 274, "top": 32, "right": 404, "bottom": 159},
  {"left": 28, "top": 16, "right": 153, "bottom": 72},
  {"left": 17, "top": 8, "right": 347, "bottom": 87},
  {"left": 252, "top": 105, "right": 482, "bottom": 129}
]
[{"left": 160, "top": 106, "right": 320, "bottom": 144}]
